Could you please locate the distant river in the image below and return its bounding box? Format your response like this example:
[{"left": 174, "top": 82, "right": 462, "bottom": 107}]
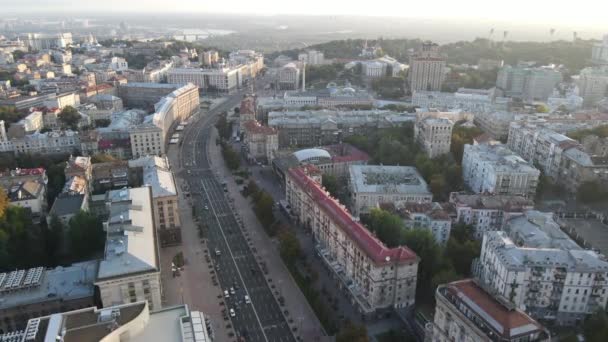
[{"left": 173, "top": 29, "right": 235, "bottom": 42}]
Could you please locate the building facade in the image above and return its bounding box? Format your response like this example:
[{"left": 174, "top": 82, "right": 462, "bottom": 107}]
[
  {"left": 278, "top": 63, "right": 300, "bottom": 90},
  {"left": 409, "top": 42, "right": 446, "bottom": 92},
  {"left": 415, "top": 116, "right": 453, "bottom": 158},
  {"left": 476, "top": 211, "right": 608, "bottom": 325},
  {"left": 462, "top": 144, "right": 540, "bottom": 198},
  {"left": 286, "top": 166, "right": 419, "bottom": 314}
]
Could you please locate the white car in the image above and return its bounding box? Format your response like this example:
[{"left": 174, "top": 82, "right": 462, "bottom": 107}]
[
  {"left": 229, "top": 287, "right": 235, "bottom": 295},
  {"left": 229, "top": 308, "right": 236, "bottom": 317},
  {"left": 244, "top": 295, "right": 251, "bottom": 304},
  {"left": 224, "top": 290, "right": 230, "bottom": 298}
]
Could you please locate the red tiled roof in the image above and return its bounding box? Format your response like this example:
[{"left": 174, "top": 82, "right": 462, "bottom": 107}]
[
  {"left": 244, "top": 120, "right": 277, "bottom": 135},
  {"left": 446, "top": 279, "right": 542, "bottom": 339},
  {"left": 288, "top": 167, "right": 417, "bottom": 265}
]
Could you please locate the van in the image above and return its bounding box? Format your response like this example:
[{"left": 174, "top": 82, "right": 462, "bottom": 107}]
[{"left": 244, "top": 295, "right": 251, "bottom": 304}]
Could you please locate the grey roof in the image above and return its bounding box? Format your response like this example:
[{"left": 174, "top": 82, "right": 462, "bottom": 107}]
[
  {"left": 0, "top": 260, "right": 98, "bottom": 310},
  {"left": 293, "top": 148, "right": 331, "bottom": 162},
  {"left": 97, "top": 187, "right": 158, "bottom": 280},
  {"left": 128, "top": 156, "right": 177, "bottom": 198},
  {"left": 49, "top": 194, "right": 85, "bottom": 217},
  {"left": 349, "top": 165, "right": 432, "bottom": 196},
  {"left": 464, "top": 144, "right": 539, "bottom": 174}
]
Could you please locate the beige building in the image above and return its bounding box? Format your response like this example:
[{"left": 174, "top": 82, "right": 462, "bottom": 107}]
[
  {"left": 409, "top": 41, "right": 446, "bottom": 92},
  {"left": 201, "top": 50, "right": 220, "bottom": 65},
  {"left": 243, "top": 120, "right": 279, "bottom": 163},
  {"left": 430, "top": 279, "right": 549, "bottom": 342},
  {"left": 415, "top": 116, "right": 454, "bottom": 158},
  {"left": 287, "top": 166, "right": 419, "bottom": 314},
  {"left": 577, "top": 66, "right": 608, "bottom": 108},
  {"left": 131, "top": 124, "right": 164, "bottom": 157},
  {"left": 95, "top": 187, "right": 162, "bottom": 311},
  {"left": 129, "top": 156, "right": 181, "bottom": 247}
]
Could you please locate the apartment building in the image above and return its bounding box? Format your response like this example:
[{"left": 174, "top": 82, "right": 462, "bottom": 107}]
[
  {"left": 268, "top": 109, "right": 415, "bottom": 147},
  {"left": 577, "top": 66, "right": 608, "bottom": 107},
  {"left": 118, "top": 82, "right": 180, "bottom": 109},
  {"left": 448, "top": 192, "right": 534, "bottom": 239},
  {"left": 286, "top": 166, "right": 419, "bottom": 314},
  {"left": 298, "top": 50, "right": 325, "bottom": 65},
  {"left": 409, "top": 41, "right": 446, "bottom": 92},
  {"left": 7, "top": 301, "right": 210, "bottom": 342},
  {"left": 348, "top": 165, "right": 433, "bottom": 217},
  {"left": 129, "top": 156, "right": 181, "bottom": 247},
  {"left": 477, "top": 211, "right": 608, "bottom": 325},
  {"left": 430, "top": 279, "right": 549, "bottom": 342},
  {"left": 507, "top": 122, "right": 608, "bottom": 191},
  {"left": 462, "top": 144, "right": 540, "bottom": 198},
  {"left": 201, "top": 50, "right": 220, "bottom": 66},
  {"left": 130, "top": 124, "right": 164, "bottom": 158},
  {"left": 95, "top": 187, "right": 162, "bottom": 311},
  {"left": 166, "top": 68, "right": 206, "bottom": 88},
  {"left": 414, "top": 116, "right": 454, "bottom": 158}
]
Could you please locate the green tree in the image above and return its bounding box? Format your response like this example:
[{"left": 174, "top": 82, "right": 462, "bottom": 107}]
[
  {"left": 94, "top": 119, "right": 111, "bottom": 128},
  {"left": 336, "top": 322, "right": 368, "bottom": 342},
  {"left": 58, "top": 106, "right": 81, "bottom": 130},
  {"left": 0, "top": 106, "right": 23, "bottom": 125},
  {"left": 321, "top": 174, "right": 339, "bottom": 198},
  {"left": 0, "top": 188, "right": 8, "bottom": 219},
  {"left": 0, "top": 206, "right": 47, "bottom": 270},
  {"left": 215, "top": 113, "right": 232, "bottom": 140},
  {"left": 68, "top": 211, "right": 106, "bottom": 260},
  {"left": 367, "top": 208, "right": 404, "bottom": 248},
  {"left": 45, "top": 215, "right": 65, "bottom": 265},
  {"left": 402, "top": 228, "right": 443, "bottom": 299},
  {"left": 253, "top": 192, "right": 275, "bottom": 231},
  {"left": 577, "top": 181, "right": 608, "bottom": 204},
  {"left": 451, "top": 125, "right": 483, "bottom": 163},
  {"left": 278, "top": 229, "right": 301, "bottom": 265},
  {"left": 584, "top": 310, "right": 608, "bottom": 342},
  {"left": 221, "top": 143, "right": 240, "bottom": 170}
]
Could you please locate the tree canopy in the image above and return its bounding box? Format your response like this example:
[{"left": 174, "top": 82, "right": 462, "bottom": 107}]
[
  {"left": 58, "top": 106, "right": 81, "bottom": 130},
  {"left": 68, "top": 211, "right": 106, "bottom": 260}
]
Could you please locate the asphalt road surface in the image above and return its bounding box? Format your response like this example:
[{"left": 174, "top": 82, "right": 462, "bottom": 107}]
[{"left": 180, "top": 82, "right": 296, "bottom": 342}]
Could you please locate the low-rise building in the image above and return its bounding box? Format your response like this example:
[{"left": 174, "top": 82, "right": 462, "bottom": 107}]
[
  {"left": 477, "top": 211, "right": 608, "bottom": 325},
  {"left": 430, "top": 279, "right": 549, "bottom": 342},
  {"left": 474, "top": 111, "right": 516, "bottom": 140},
  {"left": 448, "top": 192, "right": 534, "bottom": 239},
  {"left": 415, "top": 116, "right": 453, "bottom": 158},
  {"left": 0, "top": 167, "right": 48, "bottom": 220},
  {"left": 95, "top": 187, "right": 162, "bottom": 311},
  {"left": 462, "top": 144, "right": 540, "bottom": 198},
  {"left": 286, "top": 166, "right": 419, "bottom": 314},
  {"left": 0, "top": 261, "right": 98, "bottom": 332},
  {"left": 349, "top": 165, "right": 433, "bottom": 217},
  {"left": 412, "top": 88, "right": 509, "bottom": 113}
]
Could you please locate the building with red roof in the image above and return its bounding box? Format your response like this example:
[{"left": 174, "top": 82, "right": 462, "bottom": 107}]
[
  {"left": 431, "top": 279, "right": 549, "bottom": 342},
  {"left": 286, "top": 166, "right": 419, "bottom": 313}
]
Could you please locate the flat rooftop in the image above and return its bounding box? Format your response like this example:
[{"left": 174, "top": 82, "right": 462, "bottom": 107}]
[
  {"left": 0, "top": 260, "right": 98, "bottom": 310},
  {"left": 97, "top": 187, "right": 158, "bottom": 280},
  {"left": 449, "top": 193, "right": 534, "bottom": 211},
  {"left": 129, "top": 156, "right": 177, "bottom": 198},
  {"left": 349, "top": 165, "right": 432, "bottom": 196}
]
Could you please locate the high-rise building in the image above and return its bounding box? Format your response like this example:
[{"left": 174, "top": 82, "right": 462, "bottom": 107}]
[
  {"left": 591, "top": 34, "right": 608, "bottom": 65},
  {"left": 298, "top": 50, "right": 325, "bottom": 65},
  {"left": 409, "top": 41, "right": 446, "bottom": 92},
  {"left": 201, "top": 50, "right": 219, "bottom": 66},
  {"left": 577, "top": 66, "right": 608, "bottom": 108},
  {"left": 496, "top": 65, "right": 562, "bottom": 101}
]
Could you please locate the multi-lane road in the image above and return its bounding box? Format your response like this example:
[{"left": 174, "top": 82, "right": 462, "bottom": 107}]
[{"left": 179, "top": 82, "right": 296, "bottom": 342}]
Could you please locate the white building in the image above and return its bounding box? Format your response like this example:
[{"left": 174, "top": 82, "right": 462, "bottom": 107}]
[
  {"left": 477, "top": 211, "right": 608, "bottom": 325},
  {"left": 167, "top": 68, "right": 206, "bottom": 88},
  {"left": 448, "top": 192, "right": 534, "bottom": 239},
  {"left": 43, "top": 92, "right": 80, "bottom": 110},
  {"left": 430, "top": 279, "right": 549, "bottom": 342},
  {"left": 242, "top": 120, "right": 279, "bottom": 163},
  {"left": 497, "top": 65, "right": 563, "bottom": 101},
  {"left": 286, "top": 166, "right": 419, "bottom": 314},
  {"left": 348, "top": 165, "right": 433, "bottom": 217},
  {"left": 473, "top": 111, "right": 516, "bottom": 140},
  {"left": 95, "top": 187, "right": 162, "bottom": 311},
  {"left": 388, "top": 202, "right": 451, "bottom": 245},
  {"left": 110, "top": 56, "right": 129, "bottom": 71},
  {"left": 462, "top": 144, "right": 540, "bottom": 198},
  {"left": 278, "top": 63, "right": 300, "bottom": 90},
  {"left": 412, "top": 88, "right": 508, "bottom": 113},
  {"left": 414, "top": 116, "right": 453, "bottom": 158},
  {"left": 361, "top": 61, "right": 385, "bottom": 78}
]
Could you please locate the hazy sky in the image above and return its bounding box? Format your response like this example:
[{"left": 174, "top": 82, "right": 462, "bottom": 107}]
[{"left": 3, "top": 0, "right": 607, "bottom": 29}]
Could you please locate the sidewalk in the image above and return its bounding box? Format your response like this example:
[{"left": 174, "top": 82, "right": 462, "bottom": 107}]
[{"left": 207, "top": 128, "right": 330, "bottom": 342}]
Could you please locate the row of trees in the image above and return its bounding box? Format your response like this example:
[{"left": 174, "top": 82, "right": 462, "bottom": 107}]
[
  {"left": 365, "top": 208, "right": 480, "bottom": 303},
  {"left": 371, "top": 77, "right": 406, "bottom": 99},
  {"left": 243, "top": 180, "right": 276, "bottom": 236}
]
